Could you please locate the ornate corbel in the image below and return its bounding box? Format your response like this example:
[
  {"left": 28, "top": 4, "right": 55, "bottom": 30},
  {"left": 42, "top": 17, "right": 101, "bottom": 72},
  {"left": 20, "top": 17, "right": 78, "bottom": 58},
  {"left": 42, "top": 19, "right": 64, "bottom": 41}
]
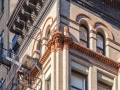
[{"left": 51, "top": 30, "right": 64, "bottom": 51}]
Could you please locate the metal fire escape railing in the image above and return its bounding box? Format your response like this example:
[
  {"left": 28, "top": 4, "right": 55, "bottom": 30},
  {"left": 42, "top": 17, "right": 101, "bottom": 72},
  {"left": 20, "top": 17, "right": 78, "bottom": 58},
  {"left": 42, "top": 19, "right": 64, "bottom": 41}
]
[{"left": 0, "top": 49, "right": 42, "bottom": 90}]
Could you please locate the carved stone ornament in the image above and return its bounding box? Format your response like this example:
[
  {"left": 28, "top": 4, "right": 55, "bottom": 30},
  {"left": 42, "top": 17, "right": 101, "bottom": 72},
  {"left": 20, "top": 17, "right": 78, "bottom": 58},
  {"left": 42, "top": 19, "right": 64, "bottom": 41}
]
[{"left": 40, "top": 27, "right": 119, "bottom": 73}]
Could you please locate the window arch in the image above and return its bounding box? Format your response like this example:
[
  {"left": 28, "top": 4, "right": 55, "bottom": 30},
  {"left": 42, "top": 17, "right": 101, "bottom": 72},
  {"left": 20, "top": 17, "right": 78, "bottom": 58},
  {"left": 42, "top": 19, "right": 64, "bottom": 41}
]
[
  {"left": 35, "top": 39, "right": 42, "bottom": 59},
  {"left": 37, "top": 40, "right": 41, "bottom": 50},
  {"left": 80, "top": 24, "right": 89, "bottom": 47},
  {"left": 96, "top": 33, "right": 105, "bottom": 55},
  {"left": 47, "top": 30, "right": 50, "bottom": 40},
  {"left": 46, "top": 25, "right": 51, "bottom": 40}
]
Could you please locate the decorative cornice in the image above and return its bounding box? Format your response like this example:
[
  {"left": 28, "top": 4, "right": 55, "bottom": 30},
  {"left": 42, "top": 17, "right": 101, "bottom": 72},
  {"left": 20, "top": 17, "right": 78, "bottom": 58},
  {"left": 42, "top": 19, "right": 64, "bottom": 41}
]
[
  {"left": 70, "top": 42, "right": 118, "bottom": 68},
  {"left": 70, "top": 52, "right": 117, "bottom": 75},
  {"left": 40, "top": 28, "right": 119, "bottom": 70}
]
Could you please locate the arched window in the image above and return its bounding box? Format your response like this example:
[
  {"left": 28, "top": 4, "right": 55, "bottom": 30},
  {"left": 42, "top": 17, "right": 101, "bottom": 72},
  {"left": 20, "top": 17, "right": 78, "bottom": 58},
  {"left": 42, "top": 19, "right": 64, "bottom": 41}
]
[
  {"left": 47, "top": 30, "right": 50, "bottom": 40},
  {"left": 35, "top": 40, "right": 42, "bottom": 59},
  {"left": 80, "top": 25, "right": 89, "bottom": 47},
  {"left": 37, "top": 40, "right": 41, "bottom": 50},
  {"left": 46, "top": 25, "right": 51, "bottom": 40},
  {"left": 96, "top": 33, "right": 105, "bottom": 55}
]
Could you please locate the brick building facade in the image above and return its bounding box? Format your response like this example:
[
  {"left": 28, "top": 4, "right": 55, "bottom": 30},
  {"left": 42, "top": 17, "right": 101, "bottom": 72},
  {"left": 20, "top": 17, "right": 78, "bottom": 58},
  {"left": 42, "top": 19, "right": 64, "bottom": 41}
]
[{"left": 1, "top": 0, "right": 120, "bottom": 90}]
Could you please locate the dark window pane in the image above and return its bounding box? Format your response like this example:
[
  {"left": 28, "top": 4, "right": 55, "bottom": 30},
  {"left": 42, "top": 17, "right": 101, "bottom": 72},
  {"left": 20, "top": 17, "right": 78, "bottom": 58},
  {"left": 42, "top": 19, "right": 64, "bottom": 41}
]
[
  {"left": 2, "top": 0, "right": 4, "bottom": 11},
  {"left": 46, "top": 25, "right": 51, "bottom": 40},
  {"left": 12, "top": 35, "right": 19, "bottom": 49},
  {"left": 47, "top": 30, "right": 50, "bottom": 39}
]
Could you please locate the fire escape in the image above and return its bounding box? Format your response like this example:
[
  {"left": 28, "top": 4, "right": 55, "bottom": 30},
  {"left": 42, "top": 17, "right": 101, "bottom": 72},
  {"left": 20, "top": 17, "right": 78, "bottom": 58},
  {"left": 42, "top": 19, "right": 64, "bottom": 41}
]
[
  {"left": 0, "top": 0, "right": 51, "bottom": 89},
  {"left": 0, "top": 49, "right": 42, "bottom": 90}
]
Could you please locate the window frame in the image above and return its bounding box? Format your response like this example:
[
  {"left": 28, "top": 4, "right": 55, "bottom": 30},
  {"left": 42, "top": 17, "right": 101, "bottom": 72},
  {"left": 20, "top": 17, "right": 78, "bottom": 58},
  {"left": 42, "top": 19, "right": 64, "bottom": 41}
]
[
  {"left": 96, "top": 32, "right": 105, "bottom": 55},
  {"left": 71, "top": 69, "right": 88, "bottom": 90},
  {"left": 97, "top": 80, "right": 112, "bottom": 90},
  {"left": 46, "top": 25, "right": 51, "bottom": 40},
  {"left": 80, "top": 24, "right": 89, "bottom": 48}
]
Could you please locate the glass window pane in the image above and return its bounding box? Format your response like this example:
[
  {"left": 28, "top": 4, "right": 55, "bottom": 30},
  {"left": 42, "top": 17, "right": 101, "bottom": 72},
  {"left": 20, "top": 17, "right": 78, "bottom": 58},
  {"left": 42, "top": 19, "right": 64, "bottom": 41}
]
[
  {"left": 47, "top": 30, "right": 50, "bottom": 39},
  {"left": 71, "top": 87, "right": 81, "bottom": 90},
  {"left": 97, "top": 48, "right": 103, "bottom": 54},
  {"left": 80, "top": 40, "right": 87, "bottom": 47},
  {"left": 98, "top": 86, "right": 108, "bottom": 90},
  {"left": 98, "top": 84, "right": 110, "bottom": 90},
  {"left": 71, "top": 74, "right": 85, "bottom": 90},
  {"left": 80, "top": 27, "right": 87, "bottom": 41},
  {"left": 0, "top": 37, "right": 1, "bottom": 43},
  {"left": 97, "top": 35, "right": 103, "bottom": 49},
  {"left": 71, "top": 87, "right": 77, "bottom": 90}
]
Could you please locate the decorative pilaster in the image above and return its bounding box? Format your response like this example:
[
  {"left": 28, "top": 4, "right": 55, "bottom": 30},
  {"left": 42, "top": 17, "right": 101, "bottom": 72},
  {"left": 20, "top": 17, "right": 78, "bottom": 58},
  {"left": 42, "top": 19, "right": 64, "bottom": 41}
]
[
  {"left": 63, "top": 26, "right": 70, "bottom": 90},
  {"left": 42, "top": 73, "right": 45, "bottom": 90},
  {"left": 56, "top": 49, "right": 63, "bottom": 90},
  {"left": 89, "top": 66, "right": 97, "bottom": 90},
  {"left": 63, "top": 27, "right": 69, "bottom": 90},
  {"left": 112, "top": 76, "right": 118, "bottom": 90},
  {"left": 51, "top": 43, "right": 56, "bottom": 90},
  {"left": 49, "top": 28, "right": 73, "bottom": 90},
  {"left": 89, "top": 30, "right": 96, "bottom": 51},
  {"left": 51, "top": 30, "right": 64, "bottom": 90}
]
